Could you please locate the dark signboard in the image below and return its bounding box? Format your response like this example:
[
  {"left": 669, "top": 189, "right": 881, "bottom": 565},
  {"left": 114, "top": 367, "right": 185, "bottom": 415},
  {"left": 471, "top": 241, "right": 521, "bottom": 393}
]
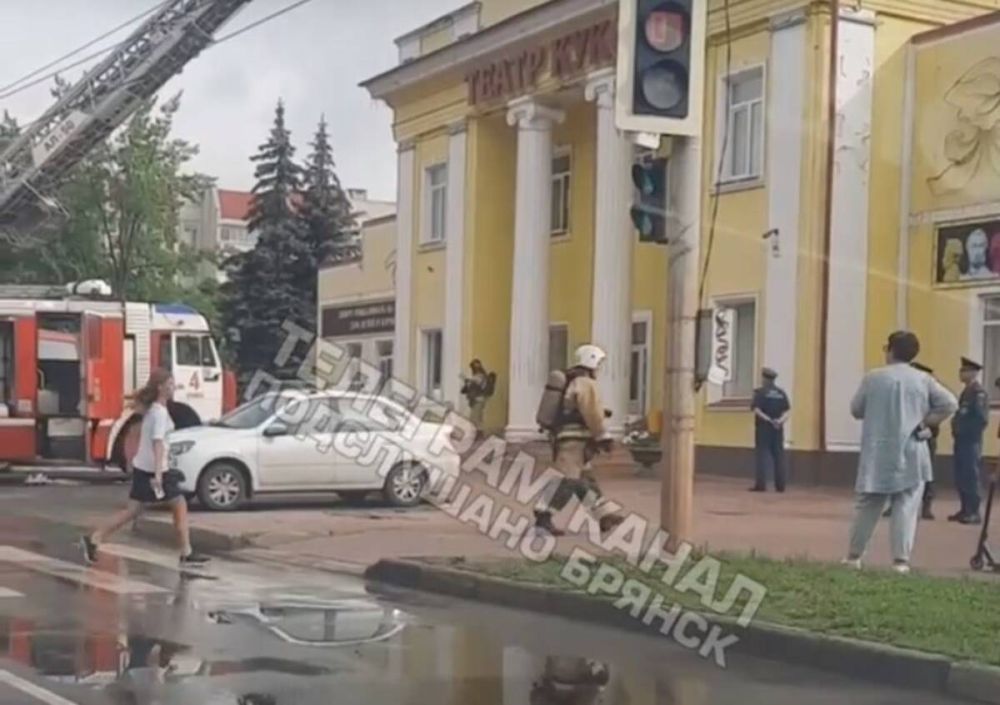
[
  {"left": 935, "top": 219, "right": 1000, "bottom": 287},
  {"left": 322, "top": 300, "right": 395, "bottom": 338}
]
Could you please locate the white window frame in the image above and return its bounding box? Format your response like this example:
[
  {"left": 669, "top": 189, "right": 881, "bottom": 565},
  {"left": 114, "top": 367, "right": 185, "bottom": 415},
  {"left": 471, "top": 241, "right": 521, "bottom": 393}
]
[
  {"left": 715, "top": 64, "right": 766, "bottom": 186},
  {"left": 422, "top": 163, "right": 448, "bottom": 245},
  {"left": 973, "top": 290, "right": 1000, "bottom": 406},
  {"left": 706, "top": 294, "right": 758, "bottom": 406},
  {"left": 420, "top": 328, "right": 444, "bottom": 400},
  {"left": 551, "top": 147, "right": 572, "bottom": 237},
  {"left": 629, "top": 311, "right": 653, "bottom": 419}
]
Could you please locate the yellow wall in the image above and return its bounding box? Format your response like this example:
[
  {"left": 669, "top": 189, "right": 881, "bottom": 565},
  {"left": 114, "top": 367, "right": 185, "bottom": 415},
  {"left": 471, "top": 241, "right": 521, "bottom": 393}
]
[
  {"left": 695, "top": 26, "right": 772, "bottom": 448},
  {"left": 467, "top": 114, "right": 517, "bottom": 430},
  {"left": 412, "top": 135, "right": 450, "bottom": 337},
  {"left": 905, "top": 17, "right": 1000, "bottom": 455},
  {"left": 421, "top": 25, "right": 453, "bottom": 55},
  {"left": 478, "top": 0, "right": 548, "bottom": 28},
  {"left": 549, "top": 103, "right": 597, "bottom": 357},
  {"left": 317, "top": 218, "right": 396, "bottom": 305}
]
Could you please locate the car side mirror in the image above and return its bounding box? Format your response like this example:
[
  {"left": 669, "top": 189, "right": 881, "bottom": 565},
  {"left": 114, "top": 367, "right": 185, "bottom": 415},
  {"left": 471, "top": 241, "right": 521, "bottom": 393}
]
[{"left": 263, "top": 422, "right": 289, "bottom": 438}]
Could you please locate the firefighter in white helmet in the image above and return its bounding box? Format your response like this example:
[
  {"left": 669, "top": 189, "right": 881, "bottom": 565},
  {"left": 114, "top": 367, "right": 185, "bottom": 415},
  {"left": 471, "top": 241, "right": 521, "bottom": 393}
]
[{"left": 534, "top": 343, "right": 624, "bottom": 536}]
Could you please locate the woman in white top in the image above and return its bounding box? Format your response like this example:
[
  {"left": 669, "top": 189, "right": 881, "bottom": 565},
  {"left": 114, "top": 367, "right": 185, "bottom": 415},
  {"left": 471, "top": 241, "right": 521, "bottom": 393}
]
[{"left": 81, "top": 369, "right": 209, "bottom": 567}]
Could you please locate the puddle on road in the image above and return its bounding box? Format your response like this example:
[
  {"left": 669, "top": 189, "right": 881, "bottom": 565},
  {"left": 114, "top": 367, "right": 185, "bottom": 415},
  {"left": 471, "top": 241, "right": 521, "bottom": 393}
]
[{"left": 0, "top": 589, "right": 707, "bottom": 704}]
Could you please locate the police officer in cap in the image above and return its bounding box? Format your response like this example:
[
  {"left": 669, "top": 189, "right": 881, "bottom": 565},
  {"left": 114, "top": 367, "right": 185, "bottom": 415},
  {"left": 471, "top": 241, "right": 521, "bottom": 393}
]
[
  {"left": 951, "top": 356, "right": 989, "bottom": 524},
  {"left": 750, "top": 367, "right": 791, "bottom": 492}
]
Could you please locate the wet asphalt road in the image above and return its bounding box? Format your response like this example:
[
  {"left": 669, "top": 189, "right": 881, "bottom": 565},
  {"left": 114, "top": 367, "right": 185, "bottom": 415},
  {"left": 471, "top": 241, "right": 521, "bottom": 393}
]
[{"left": 0, "top": 487, "right": 974, "bottom": 704}]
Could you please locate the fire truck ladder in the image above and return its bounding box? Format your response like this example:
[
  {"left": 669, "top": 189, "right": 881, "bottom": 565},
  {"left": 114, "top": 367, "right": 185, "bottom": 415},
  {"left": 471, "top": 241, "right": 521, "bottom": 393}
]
[{"left": 0, "top": 0, "right": 252, "bottom": 230}]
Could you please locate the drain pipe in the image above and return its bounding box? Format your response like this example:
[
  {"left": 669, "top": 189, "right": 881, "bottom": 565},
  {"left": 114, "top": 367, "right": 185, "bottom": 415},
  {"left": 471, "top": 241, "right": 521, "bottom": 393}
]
[{"left": 818, "top": 0, "right": 839, "bottom": 453}]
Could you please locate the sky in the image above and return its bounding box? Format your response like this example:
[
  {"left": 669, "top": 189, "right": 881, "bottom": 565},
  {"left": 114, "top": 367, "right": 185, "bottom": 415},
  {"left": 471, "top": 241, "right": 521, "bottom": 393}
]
[{"left": 0, "top": 0, "right": 460, "bottom": 202}]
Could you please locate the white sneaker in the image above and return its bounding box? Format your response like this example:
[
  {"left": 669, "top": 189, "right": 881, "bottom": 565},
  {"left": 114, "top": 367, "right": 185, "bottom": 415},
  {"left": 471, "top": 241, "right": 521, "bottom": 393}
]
[
  {"left": 841, "top": 558, "right": 862, "bottom": 570},
  {"left": 891, "top": 563, "right": 911, "bottom": 575}
]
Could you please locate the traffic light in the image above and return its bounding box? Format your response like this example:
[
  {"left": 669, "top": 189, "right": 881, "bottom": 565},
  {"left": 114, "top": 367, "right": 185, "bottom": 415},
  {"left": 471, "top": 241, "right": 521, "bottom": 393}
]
[
  {"left": 631, "top": 156, "right": 669, "bottom": 244},
  {"left": 615, "top": 0, "right": 707, "bottom": 136}
]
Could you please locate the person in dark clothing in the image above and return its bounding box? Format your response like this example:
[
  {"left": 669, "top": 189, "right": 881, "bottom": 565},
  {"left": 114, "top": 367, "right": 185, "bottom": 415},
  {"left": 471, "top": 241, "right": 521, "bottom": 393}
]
[
  {"left": 750, "top": 367, "right": 791, "bottom": 492},
  {"left": 950, "top": 357, "right": 990, "bottom": 524},
  {"left": 884, "top": 361, "right": 939, "bottom": 520}
]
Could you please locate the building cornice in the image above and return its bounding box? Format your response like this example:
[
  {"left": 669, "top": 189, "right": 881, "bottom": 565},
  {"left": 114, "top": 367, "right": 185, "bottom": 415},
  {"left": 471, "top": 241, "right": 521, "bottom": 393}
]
[{"left": 361, "top": 0, "right": 616, "bottom": 100}]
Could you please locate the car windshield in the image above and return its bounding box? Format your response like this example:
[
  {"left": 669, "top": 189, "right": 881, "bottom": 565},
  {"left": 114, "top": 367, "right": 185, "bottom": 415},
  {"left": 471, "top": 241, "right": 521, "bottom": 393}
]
[{"left": 216, "top": 393, "right": 298, "bottom": 429}]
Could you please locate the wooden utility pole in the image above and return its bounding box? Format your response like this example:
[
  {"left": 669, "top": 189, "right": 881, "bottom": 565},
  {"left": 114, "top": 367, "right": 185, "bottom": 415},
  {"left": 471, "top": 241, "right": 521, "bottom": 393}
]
[{"left": 660, "top": 135, "right": 702, "bottom": 547}]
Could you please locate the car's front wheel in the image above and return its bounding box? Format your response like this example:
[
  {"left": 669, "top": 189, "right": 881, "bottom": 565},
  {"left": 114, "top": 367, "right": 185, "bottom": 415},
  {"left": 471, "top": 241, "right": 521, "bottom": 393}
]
[
  {"left": 382, "top": 463, "right": 426, "bottom": 507},
  {"left": 197, "top": 462, "right": 248, "bottom": 511}
]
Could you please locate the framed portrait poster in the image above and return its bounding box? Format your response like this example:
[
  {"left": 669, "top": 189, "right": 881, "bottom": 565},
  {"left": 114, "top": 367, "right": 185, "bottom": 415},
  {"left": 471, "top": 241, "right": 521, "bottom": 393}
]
[{"left": 934, "top": 219, "right": 1000, "bottom": 287}]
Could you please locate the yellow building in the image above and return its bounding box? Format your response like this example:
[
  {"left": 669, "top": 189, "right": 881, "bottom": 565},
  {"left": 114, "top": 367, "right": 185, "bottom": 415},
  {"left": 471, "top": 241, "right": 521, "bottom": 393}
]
[
  {"left": 359, "top": 0, "right": 1000, "bottom": 482},
  {"left": 318, "top": 215, "right": 397, "bottom": 383}
]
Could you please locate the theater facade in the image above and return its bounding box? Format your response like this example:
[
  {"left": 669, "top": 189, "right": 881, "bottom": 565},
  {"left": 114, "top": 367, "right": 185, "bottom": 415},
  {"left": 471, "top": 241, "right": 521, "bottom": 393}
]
[{"left": 359, "top": 0, "right": 1000, "bottom": 482}]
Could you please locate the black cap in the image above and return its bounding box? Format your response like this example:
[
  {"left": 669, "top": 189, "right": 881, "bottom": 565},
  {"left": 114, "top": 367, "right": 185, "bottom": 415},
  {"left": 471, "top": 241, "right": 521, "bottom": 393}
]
[
  {"left": 761, "top": 367, "right": 777, "bottom": 379},
  {"left": 911, "top": 362, "right": 933, "bottom": 374},
  {"left": 961, "top": 357, "right": 983, "bottom": 372}
]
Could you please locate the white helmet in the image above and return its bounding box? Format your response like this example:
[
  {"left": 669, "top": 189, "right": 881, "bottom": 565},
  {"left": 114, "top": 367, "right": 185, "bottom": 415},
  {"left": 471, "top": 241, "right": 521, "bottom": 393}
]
[{"left": 573, "top": 344, "right": 607, "bottom": 371}]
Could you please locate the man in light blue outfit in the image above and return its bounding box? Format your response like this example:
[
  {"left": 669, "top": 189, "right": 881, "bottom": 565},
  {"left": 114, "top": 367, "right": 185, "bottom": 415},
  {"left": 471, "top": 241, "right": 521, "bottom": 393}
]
[{"left": 844, "top": 331, "right": 958, "bottom": 573}]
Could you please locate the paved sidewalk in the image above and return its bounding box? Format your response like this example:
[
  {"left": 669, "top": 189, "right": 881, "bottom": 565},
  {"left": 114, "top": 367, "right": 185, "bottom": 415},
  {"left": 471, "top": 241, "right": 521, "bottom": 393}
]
[{"left": 131, "top": 469, "right": 992, "bottom": 577}]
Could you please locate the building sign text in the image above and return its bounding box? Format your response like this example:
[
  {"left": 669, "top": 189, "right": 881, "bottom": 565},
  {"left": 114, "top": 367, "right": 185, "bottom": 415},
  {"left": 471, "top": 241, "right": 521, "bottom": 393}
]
[
  {"left": 465, "top": 18, "right": 616, "bottom": 107},
  {"left": 322, "top": 300, "right": 395, "bottom": 338}
]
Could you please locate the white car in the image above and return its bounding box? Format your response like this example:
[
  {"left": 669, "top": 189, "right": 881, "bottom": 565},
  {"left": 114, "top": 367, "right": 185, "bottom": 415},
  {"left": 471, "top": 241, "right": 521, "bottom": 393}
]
[{"left": 168, "top": 390, "right": 461, "bottom": 511}]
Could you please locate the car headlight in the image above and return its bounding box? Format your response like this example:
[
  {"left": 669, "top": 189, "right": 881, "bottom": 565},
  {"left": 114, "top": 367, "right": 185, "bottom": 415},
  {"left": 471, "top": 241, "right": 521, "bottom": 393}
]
[{"left": 170, "top": 441, "right": 196, "bottom": 456}]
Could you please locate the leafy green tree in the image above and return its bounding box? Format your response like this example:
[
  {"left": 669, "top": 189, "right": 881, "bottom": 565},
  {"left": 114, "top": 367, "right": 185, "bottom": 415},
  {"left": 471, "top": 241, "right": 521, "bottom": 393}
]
[{"left": 0, "top": 88, "right": 212, "bottom": 312}]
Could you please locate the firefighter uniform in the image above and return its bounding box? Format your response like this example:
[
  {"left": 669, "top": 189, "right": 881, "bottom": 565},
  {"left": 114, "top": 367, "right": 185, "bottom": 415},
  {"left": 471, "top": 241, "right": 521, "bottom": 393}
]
[
  {"left": 534, "top": 344, "right": 624, "bottom": 535},
  {"left": 952, "top": 358, "right": 989, "bottom": 523}
]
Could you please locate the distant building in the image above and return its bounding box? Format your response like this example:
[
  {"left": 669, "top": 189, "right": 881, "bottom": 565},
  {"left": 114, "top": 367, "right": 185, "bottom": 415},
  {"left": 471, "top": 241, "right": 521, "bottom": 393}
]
[{"left": 178, "top": 186, "right": 395, "bottom": 280}]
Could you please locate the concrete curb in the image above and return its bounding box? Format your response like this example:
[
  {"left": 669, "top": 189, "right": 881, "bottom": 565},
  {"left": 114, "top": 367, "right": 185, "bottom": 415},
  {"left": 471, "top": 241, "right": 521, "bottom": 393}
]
[
  {"left": 133, "top": 516, "right": 252, "bottom": 552},
  {"left": 364, "top": 559, "right": 1000, "bottom": 704}
]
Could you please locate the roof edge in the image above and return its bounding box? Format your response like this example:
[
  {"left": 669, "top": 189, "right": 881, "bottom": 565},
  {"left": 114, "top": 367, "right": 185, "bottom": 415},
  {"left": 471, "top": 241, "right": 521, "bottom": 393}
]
[{"left": 912, "top": 9, "right": 1000, "bottom": 46}]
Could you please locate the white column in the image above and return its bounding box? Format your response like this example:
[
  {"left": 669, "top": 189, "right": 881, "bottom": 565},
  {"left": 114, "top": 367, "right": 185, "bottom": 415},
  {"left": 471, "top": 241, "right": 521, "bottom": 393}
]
[
  {"left": 393, "top": 142, "right": 416, "bottom": 384},
  {"left": 586, "top": 69, "right": 633, "bottom": 436},
  {"left": 443, "top": 121, "right": 468, "bottom": 407},
  {"left": 824, "top": 9, "right": 875, "bottom": 451},
  {"left": 763, "top": 12, "right": 806, "bottom": 444},
  {"left": 505, "top": 97, "right": 564, "bottom": 441}
]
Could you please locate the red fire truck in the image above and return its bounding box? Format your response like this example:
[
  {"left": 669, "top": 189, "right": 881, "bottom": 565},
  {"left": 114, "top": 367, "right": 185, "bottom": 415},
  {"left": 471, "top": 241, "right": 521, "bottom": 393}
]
[{"left": 0, "top": 283, "right": 236, "bottom": 469}]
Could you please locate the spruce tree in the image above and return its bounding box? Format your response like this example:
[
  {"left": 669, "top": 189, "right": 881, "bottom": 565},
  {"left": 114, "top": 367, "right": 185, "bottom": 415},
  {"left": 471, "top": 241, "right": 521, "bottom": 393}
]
[
  {"left": 220, "top": 101, "right": 311, "bottom": 390},
  {"left": 300, "top": 116, "right": 357, "bottom": 266}
]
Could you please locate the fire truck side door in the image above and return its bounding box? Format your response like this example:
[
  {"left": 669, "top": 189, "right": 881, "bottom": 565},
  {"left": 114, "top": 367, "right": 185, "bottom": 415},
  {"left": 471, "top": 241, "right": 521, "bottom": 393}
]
[
  {"left": 0, "top": 316, "right": 37, "bottom": 461},
  {"left": 83, "top": 313, "right": 123, "bottom": 421},
  {"left": 173, "top": 334, "right": 222, "bottom": 422}
]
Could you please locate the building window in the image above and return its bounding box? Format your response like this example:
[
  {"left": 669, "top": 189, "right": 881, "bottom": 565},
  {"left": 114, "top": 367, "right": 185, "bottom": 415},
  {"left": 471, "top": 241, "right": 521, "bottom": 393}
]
[
  {"left": 421, "top": 329, "right": 443, "bottom": 398},
  {"left": 549, "top": 325, "right": 569, "bottom": 373},
  {"left": 982, "top": 297, "right": 1000, "bottom": 403},
  {"left": 423, "top": 164, "right": 448, "bottom": 244},
  {"left": 345, "top": 342, "right": 364, "bottom": 390},
  {"left": 630, "top": 317, "right": 651, "bottom": 416},
  {"left": 551, "top": 150, "right": 571, "bottom": 235},
  {"left": 721, "top": 301, "right": 756, "bottom": 400},
  {"left": 721, "top": 66, "right": 765, "bottom": 183},
  {"left": 377, "top": 339, "right": 394, "bottom": 384}
]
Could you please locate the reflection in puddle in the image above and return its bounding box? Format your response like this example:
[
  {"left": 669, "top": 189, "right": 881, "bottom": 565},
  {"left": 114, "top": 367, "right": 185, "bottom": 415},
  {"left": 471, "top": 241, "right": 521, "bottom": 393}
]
[
  {"left": 0, "top": 584, "right": 709, "bottom": 704},
  {"left": 530, "top": 656, "right": 610, "bottom": 705},
  {"left": 209, "top": 597, "right": 406, "bottom": 646}
]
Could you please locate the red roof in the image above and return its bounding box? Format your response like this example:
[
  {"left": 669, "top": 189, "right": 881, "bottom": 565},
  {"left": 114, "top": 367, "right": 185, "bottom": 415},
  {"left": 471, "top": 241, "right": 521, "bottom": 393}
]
[
  {"left": 218, "top": 189, "right": 252, "bottom": 221},
  {"left": 217, "top": 189, "right": 305, "bottom": 222}
]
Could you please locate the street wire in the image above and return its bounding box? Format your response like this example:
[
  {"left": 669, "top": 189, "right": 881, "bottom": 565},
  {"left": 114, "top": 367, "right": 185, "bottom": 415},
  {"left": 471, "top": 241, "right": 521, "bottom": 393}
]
[
  {"left": 0, "top": 0, "right": 168, "bottom": 96},
  {"left": 697, "top": 0, "right": 733, "bottom": 310},
  {"left": 0, "top": 0, "right": 317, "bottom": 103}
]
